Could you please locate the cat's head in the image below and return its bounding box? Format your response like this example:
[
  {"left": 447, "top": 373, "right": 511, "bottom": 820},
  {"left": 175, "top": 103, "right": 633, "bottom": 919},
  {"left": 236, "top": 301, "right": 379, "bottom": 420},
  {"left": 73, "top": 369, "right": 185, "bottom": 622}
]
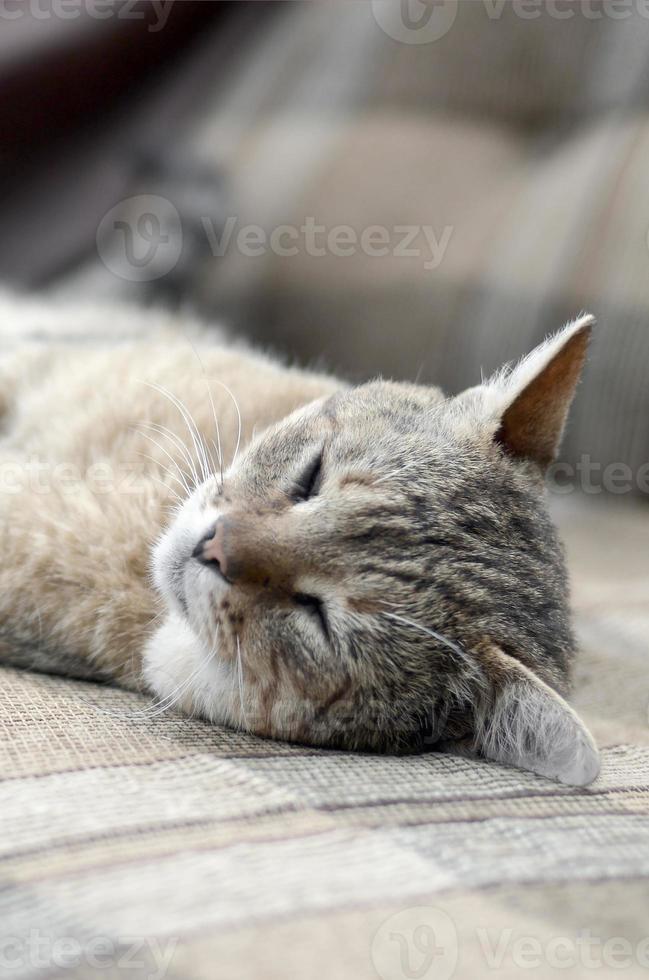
[{"left": 147, "top": 316, "right": 599, "bottom": 786}]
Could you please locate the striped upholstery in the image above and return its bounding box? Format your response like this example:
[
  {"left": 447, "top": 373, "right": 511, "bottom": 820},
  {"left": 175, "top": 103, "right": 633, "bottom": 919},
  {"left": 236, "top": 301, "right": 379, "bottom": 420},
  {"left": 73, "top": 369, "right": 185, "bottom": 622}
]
[{"left": 2, "top": 496, "right": 648, "bottom": 979}]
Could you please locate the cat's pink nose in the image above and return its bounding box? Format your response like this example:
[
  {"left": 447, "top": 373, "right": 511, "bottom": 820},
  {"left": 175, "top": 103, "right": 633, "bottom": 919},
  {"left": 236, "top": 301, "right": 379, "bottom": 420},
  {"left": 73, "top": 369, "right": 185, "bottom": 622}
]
[
  {"left": 192, "top": 513, "right": 294, "bottom": 591},
  {"left": 192, "top": 521, "right": 229, "bottom": 580}
]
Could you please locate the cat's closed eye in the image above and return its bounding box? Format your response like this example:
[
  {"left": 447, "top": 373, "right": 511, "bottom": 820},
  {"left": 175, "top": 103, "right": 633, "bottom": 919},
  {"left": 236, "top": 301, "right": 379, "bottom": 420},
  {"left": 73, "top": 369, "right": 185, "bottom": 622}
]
[
  {"left": 293, "top": 592, "right": 330, "bottom": 641},
  {"left": 292, "top": 451, "right": 323, "bottom": 502}
]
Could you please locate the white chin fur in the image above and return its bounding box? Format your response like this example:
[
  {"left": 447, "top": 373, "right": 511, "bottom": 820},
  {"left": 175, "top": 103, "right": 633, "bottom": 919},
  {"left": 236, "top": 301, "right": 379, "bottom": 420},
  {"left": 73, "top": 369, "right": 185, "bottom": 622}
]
[
  {"left": 142, "top": 612, "right": 238, "bottom": 725},
  {"left": 145, "top": 476, "right": 238, "bottom": 724}
]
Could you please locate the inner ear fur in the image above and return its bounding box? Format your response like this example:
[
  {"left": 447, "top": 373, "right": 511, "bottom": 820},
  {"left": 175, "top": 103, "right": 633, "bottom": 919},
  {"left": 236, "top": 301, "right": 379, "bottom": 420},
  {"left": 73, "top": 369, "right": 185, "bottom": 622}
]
[
  {"left": 495, "top": 316, "right": 594, "bottom": 467},
  {"left": 469, "top": 642, "right": 600, "bottom": 787}
]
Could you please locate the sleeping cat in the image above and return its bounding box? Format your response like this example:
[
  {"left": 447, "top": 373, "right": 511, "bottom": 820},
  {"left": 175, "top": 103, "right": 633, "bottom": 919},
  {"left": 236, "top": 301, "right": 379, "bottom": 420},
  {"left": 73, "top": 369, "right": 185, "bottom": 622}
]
[{"left": 0, "top": 293, "right": 599, "bottom": 786}]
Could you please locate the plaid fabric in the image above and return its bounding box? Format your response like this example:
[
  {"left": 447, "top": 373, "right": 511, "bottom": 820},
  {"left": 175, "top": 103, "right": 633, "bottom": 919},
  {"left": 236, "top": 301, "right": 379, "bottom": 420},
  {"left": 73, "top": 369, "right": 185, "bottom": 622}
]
[{"left": 1, "top": 496, "right": 647, "bottom": 980}]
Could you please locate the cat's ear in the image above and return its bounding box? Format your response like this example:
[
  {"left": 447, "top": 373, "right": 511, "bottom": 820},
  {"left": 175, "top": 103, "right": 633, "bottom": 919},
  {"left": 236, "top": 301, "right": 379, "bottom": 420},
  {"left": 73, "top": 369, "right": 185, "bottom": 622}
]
[
  {"left": 470, "top": 643, "right": 600, "bottom": 786},
  {"left": 476, "top": 315, "right": 594, "bottom": 468}
]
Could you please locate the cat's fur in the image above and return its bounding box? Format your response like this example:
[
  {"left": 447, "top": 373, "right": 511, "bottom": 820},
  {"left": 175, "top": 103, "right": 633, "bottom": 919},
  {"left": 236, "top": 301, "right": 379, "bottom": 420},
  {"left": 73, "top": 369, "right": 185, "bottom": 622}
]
[{"left": 0, "top": 293, "right": 599, "bottom": 785}]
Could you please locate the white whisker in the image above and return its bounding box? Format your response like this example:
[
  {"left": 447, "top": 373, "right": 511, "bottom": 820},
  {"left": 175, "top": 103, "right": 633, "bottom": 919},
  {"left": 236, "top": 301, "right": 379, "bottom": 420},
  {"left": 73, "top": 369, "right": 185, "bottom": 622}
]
[
  {"left": 205, "top": 381, "right": 224, "bottom": 488},
  {"left": 148, "top": 475, "right": 183, "bottom": 504},
  {"left": 140, "top": 380, "right": 213, "bottom": 485},
  {"left": 134, "top": 421, "right": 199, "bottom": 489},
  {"left": 236, "top": 635, "right": 249, "bottom": 731},
  {"left": 374, "top": 462, "right": 418, "bottom": 486},
  {"left": 134, "top": 451, "right": 189, "bottom": 496},
  {"left": 208, "top": 378, "right": 242, "bottom": 471},
  {"left": 181, "top": 336, "right": 226, "bottom": 487},
  {"left": 381, "top": 610, "right": 474, "bottom": 672}
]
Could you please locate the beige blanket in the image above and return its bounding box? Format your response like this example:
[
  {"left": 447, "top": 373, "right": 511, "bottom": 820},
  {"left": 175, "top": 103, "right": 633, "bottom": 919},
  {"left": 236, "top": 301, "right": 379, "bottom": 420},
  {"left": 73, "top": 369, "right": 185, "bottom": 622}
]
[{"left": 0, "top": 496, "right": 647, "bottom": 980}]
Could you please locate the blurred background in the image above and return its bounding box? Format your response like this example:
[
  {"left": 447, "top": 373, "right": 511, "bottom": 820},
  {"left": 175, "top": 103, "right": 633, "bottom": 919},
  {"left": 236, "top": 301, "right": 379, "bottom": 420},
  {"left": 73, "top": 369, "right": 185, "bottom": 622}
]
[{"left": 3, "top": 0, "right": 649, "bottom": 490}]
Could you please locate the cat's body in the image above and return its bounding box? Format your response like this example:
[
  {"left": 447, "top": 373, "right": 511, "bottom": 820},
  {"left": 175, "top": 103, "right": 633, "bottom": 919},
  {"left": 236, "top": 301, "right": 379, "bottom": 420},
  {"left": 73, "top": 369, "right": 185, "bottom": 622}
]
[{"left": 0, "top": 293, "right": 600, "bottom": 785}]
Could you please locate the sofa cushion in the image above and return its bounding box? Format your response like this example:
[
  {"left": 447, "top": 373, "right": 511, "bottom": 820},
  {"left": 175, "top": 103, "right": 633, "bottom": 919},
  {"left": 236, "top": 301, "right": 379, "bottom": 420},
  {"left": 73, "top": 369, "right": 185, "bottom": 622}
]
[{"left": 1, "top": 495, "right": 647, "bottom": 979}]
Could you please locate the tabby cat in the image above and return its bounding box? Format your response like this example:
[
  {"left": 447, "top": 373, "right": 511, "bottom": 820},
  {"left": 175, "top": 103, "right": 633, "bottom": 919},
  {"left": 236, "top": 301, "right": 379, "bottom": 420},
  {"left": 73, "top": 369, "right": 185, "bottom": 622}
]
[{"left": 0, "top": 293, "right": 599, "bottom": 785}]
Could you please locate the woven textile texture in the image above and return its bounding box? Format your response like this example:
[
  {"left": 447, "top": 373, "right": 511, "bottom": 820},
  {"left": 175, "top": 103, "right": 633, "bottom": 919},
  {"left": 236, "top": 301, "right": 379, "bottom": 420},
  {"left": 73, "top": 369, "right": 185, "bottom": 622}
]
[{"left": 1, "top": 495, "right": 647, "bottom": 980}]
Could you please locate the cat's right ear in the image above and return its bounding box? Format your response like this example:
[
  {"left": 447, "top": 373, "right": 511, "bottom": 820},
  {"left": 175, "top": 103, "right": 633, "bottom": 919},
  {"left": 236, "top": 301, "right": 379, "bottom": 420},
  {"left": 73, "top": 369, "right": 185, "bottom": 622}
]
[{"left": 460, "top": 315, "right": 594, "bottom": 469}]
